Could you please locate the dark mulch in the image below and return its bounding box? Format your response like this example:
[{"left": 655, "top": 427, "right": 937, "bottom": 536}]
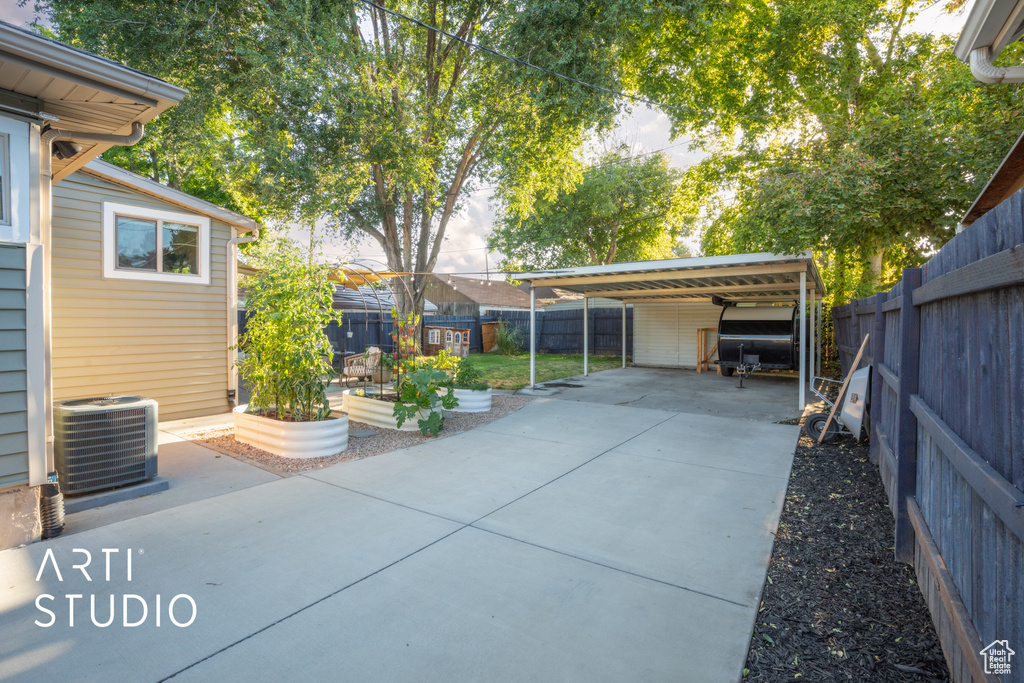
[{"left": 744, "top": 430, "right": 950, "bottom": 682}]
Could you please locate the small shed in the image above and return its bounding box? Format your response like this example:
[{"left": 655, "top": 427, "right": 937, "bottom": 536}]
[{"left": 424, "top": 326, "right": 471, "bottom": 357}]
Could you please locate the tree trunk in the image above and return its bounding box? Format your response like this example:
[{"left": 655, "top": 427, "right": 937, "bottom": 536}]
[{"left": 866, "top": 246, "right": 885, "bottom": 288}]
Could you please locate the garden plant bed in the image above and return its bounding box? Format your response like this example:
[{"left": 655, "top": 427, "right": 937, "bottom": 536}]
[
  {"left": 182, "top": 395, "right": 533, "bottom": 475},
  {"left": 744, "top": 429, "right": 950, "bottom": 682}
]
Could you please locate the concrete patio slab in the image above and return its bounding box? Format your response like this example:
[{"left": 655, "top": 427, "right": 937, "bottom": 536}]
[
  {"left": 305, "top": 428, "right": 604, "bottom": 523},
  {"left": 0, "top": 395, "right": 797, "bottom": 683},
  {"left": 612, "top": 411, "right": 800, "bottom": 479},
  {"left": 475, "top": 418, "right": 798, "bottom": 607},
  {"left": 475, "top": 398, "right": 675, "bottom": 450},
  {"left": 534, "top": 366, "right": 803, "bottom": 423},
  {"left": 173, "top": 527, "right": 753, "bottom": 683},
  {"left": 0, "top": 476, "right": 460, "bottom": 683},
  {"left": 64, "top": 437, "right": 281, "bottom": 536}
]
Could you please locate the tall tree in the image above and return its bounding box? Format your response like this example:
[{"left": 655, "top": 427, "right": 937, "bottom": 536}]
[
  {"left": 43, "top": 0, "right": 642, "bottom": 314},
  {"left": 490, "top": 146, "right": 682, "bottom": 269},
  {"left": 623, "top": 0, "right": 1024, "bottom": 302}
]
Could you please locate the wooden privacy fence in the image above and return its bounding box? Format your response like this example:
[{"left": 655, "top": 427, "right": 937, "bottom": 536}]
[
  {"left": 238, "top": 308, "right": 634, "bottom": 359},
  {"left": 485, "top": 308, "right": 634, "bottom": 356},
  {"left": 832, "top": 196, "right": 1024, "bottom": 682}
]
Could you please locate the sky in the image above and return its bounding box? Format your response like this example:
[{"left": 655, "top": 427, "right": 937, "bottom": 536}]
[{"left": 2, "top": 1, "right": 967, "bottom": 277}]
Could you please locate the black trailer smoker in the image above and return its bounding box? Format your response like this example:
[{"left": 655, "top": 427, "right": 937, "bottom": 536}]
[{"left": 715, "top": 305, "right": 799, "bottom": 377}]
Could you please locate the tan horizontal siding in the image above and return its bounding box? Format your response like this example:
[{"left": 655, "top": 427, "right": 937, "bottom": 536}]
[
  {"left": 51, "top": 172, "right": 234, "bottom": 420},
  {"left": 52, "top": 342, "right": 229, "bottom": 360},
  {"left": 53, "top": 357, "right": 226, "bottom": 374},
  {"left": 53, "top": 301, "right": 228, "bottom": 316}
]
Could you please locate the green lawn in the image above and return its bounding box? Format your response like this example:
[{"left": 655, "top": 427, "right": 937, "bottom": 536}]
[{"left": 468, "top": 352, "right": 627, "bottom": 390}]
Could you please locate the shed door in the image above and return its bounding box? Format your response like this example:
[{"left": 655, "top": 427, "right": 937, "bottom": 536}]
[{"left": 634, "top": 303, "right": 722, "bottom": 368}]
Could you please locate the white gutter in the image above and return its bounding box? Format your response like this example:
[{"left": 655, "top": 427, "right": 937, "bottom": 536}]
[
  {"left": 969, "top": 46, "right": 1024, "bottom": 83},
  {"left": 0, "top": 23, "right": 188, "bottom": 108},
  {"left": 227, "top": 229, "right": 258, "bottom": 406},
  {"left": 955, "top": 0, "right": 1000, "bottom": 61}
]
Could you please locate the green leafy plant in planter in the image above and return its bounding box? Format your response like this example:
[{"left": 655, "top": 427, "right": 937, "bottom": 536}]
[
  {"left": 235, "top": 237, "right": 339, "bottom": 421},
  {"left": 427, "top": 348, "right": 461, "bottom": 376},
  {"left": 393, "top": 367, "right": 459, "bottom": 436},
  {"left": 454, "top": 357, "right": 489, "bottom": 391}
]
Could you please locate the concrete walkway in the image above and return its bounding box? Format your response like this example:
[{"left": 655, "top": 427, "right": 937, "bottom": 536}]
[{"left": 0, "top": 398, "right": 798, "bottom": 683}]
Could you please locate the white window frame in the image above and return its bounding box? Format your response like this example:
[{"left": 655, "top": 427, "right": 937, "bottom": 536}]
[
  {"left": 102, "top": 201, "right": 210, "bottom": 285},
  {"left": 428, "top": 328, "right": 440, "bottom": 344}
]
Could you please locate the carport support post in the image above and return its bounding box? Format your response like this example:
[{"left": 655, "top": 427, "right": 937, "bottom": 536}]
[
  {"left": 799, "top": 270, "right": 806, "bottom": 410},
  {"left": 808, "top": 291, "right": 816, "bottom": 380},
  {"left": 583, "top": 294, "right": 589, "bottom": 376},
  {"left": 621, "top": 300, "right": 627, "bottom": 368},
  {"left": 816, "top": 301, "right": 822, "bottom": 376},
  {"left": 529, "top": 286, "right": 536, "bottom": 389}
]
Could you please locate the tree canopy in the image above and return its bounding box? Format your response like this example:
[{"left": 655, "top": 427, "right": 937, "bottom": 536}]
[
  {"left": 42, "top": 0, "right": 647, "bottom": 313},
  {"left": 623, "top": 0, "right": 1024, "bottom": 302},
  {"left": 489, "top": 146, "right": 683, "bottom": 269}
]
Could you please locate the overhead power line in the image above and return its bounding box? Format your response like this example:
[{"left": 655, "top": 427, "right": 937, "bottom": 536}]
[{"left": 356, "top": 0, "right": 793, "bottom": 121}]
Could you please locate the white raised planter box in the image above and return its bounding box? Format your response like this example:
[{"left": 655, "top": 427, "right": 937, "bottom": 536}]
[
  {"left": 233, "top": 405, "right": 348, "bottom": 458},
  {"left": 341, "top": 390, "right": 440, "bottom": 431},
  {"left": 447, "top": 387, "right": 492, "bottom": 412}
]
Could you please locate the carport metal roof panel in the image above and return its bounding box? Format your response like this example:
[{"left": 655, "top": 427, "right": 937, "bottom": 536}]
[{"left": 512, "top": 252, "right": 824, "bottom": 304}]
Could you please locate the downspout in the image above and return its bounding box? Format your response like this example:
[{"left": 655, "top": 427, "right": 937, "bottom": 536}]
[
  {"left": 969, "top": 47, "right": 1024, "bottom": 84},
  {"left": 227, "top": 228, "right": 259, "bottom": 406},
  {"left": 38, "top": 122, "right": 145, "bottom": 476}
]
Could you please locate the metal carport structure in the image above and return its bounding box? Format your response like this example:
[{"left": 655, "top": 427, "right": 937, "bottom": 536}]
[{"left": 512, "top": 251, "right": 825, "bottom": 410}]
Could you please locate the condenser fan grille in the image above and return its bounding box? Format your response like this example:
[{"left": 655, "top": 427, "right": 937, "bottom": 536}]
[{"left": 54, "top": 398, "right": 158, "bottom": 495}]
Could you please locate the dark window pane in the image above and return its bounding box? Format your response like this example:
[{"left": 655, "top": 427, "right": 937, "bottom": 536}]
[
  {"left": 116, "top": 216, "right": 157, "bottom": 270},
  {"left": 162, "top": 222, "right": 198, "bottom": 274}
]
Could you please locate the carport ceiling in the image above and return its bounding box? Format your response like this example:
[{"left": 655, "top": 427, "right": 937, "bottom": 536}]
[{"left": 513, "top": 252, "right": 824, "bottom": 304}]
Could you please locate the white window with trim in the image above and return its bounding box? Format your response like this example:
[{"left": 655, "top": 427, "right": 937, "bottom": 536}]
[
  {"left": 102, "top": 202, "right": 210, "bottom": 284},
  {"left": 427, "top": 328, "right": 440, "bottom": 344}
]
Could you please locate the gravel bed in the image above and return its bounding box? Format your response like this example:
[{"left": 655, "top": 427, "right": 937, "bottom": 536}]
[
  {"left": 181, "top": 395, "right": 534, "bottom": 475},
  {"left": 744, "top": 428, "right": 949, "bottom": 682}
]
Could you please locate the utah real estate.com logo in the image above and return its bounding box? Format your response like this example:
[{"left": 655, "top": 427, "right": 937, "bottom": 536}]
[{"left": 979, "top": 640, "right": 1015, "bottom": 676}]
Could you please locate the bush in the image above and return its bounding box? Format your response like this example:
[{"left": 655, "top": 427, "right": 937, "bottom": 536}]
[
  {"left": 494, "top": 320, "right": 523, "bottom": 355},
  {"left": 393, "top": 367, "right": 459, "bottom": 436},
  {"left": 454, "top": 357, "right": 489, "bottom": 391},
  {"left": 235, "top": 237, "right": 339, "bottom": 421}
]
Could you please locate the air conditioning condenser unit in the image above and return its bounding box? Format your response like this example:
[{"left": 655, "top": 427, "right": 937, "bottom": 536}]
[{"left": 53, "top": 396, "right": 158, "bottom": 496}]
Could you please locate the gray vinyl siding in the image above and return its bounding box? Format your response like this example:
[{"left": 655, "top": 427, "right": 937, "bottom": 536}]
[
  {"left": 0, "top": 243, "right": 29, "bottom": 488},
  {"left": 50, "top": 172, "right": 230, "bottom": 421}
]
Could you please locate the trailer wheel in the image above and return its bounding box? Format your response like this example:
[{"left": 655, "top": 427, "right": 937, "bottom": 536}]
[
  {"left": 721, "top": 366, "right": 735, "bottom": 377},
  {"left": 804, "top": 412, "right": 838, "bottom": 442}
]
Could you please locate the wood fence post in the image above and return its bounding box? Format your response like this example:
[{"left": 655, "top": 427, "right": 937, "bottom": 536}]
[
  {"left": 894, "top": 268, "right": 922, "bottom": 563},
  {"left": 870, "top": 291, "right": 886, "bottom": 466}
]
